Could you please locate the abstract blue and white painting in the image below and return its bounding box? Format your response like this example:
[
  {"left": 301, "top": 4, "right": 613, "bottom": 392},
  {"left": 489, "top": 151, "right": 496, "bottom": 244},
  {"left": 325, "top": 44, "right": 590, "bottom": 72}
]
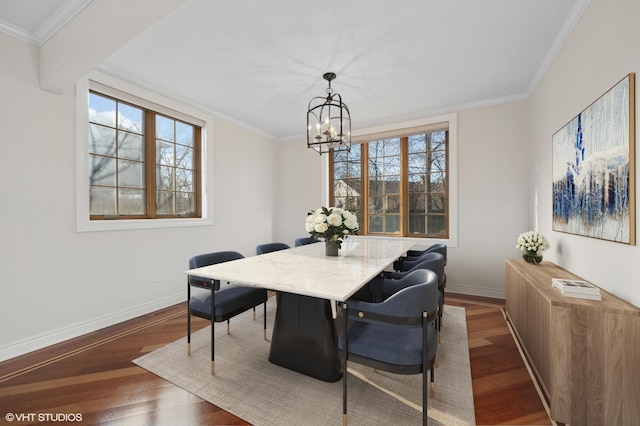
[{"left": 552, "top": 74, "right": 635, "bottom": 244}]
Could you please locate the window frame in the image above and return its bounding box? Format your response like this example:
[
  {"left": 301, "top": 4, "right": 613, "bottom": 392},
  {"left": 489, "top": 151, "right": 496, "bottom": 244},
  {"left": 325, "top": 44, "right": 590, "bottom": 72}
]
[
  {"left": 76, "top": 71, "right": 212, "bottom": 232},
  {"left": 325, "top": 113, "right": 458, "bottom": 246}
]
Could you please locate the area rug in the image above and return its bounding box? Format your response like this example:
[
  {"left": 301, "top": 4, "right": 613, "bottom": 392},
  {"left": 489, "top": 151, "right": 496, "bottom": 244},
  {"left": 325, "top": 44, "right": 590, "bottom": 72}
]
[{"left": 133, "top": 303, "right": 475, "bottom": 425}]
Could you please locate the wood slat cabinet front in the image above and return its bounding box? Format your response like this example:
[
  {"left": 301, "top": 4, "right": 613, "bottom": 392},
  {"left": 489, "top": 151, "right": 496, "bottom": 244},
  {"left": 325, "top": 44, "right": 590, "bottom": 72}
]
[{"left": 505, "top": 259, "right": 640, "bottom": 426}]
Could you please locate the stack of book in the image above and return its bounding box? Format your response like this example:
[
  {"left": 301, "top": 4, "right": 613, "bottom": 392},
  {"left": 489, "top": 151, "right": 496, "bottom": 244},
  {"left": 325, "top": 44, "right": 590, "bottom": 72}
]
[{"left": 551, "top": 278, "right": 601, "bottom": 300}]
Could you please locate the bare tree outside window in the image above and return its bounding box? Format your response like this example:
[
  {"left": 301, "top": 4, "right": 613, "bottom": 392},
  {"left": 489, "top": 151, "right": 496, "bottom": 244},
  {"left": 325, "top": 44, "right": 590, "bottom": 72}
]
[{"left": 330, "top": 130, "right": 448, "bottom": 238}]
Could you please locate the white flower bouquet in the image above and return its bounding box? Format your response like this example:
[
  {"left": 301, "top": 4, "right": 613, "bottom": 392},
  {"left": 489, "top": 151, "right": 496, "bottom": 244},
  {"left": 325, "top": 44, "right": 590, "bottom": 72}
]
[
  {"left": 516, "top": 231, "right": 549, "bottom": 262},
  {"left": 306, "top": 207, "right": 359, "bottom": 249}
]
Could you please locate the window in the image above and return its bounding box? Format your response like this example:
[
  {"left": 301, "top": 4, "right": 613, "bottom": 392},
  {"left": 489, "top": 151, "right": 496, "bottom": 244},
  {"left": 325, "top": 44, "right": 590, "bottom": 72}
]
[
  {"left": 88, "top": 91, "right": 201, "bottom": 220},
  {"left": 330, "top": 128, "right": 449, "bottom": 238}
]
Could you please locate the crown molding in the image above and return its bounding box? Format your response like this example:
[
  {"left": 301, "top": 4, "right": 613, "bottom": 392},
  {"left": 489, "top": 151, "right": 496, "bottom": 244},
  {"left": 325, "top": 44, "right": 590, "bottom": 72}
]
[
  {"left": 526, "top": 0, "right": 592, "bottom": 95},
  {"left": 0, "top": 0, "right": 92, "bottom": 46}
]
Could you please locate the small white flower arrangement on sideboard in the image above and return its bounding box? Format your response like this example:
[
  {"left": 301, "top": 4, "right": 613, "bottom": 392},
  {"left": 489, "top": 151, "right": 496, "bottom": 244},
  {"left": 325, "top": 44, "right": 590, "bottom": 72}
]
[{"left": 516, "top": 231, "right": 549, "bottom": 264}]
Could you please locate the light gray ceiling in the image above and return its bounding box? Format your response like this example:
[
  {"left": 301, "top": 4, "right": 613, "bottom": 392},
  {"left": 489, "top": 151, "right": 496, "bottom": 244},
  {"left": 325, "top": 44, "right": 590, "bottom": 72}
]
[{"left": 0, "top": 0, "right": 589, "bottom": 140}]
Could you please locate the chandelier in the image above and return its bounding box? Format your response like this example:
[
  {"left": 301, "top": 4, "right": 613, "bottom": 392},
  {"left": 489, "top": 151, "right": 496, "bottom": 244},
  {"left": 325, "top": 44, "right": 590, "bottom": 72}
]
[{"left": 307, "top": 72, "right": 351, "bottom": 155}]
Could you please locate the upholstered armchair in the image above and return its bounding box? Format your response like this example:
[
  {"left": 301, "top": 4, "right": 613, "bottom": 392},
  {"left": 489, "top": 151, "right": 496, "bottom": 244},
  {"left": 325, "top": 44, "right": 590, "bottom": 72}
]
[
  {"left": 187, "top": 251, "right": 268, "bottom": 374},
  {"left": 256, "top": 242, "right": 290, "bottom": 254},
  {"left": 294, "top": 237, "right": 320, "bottom": 246},
  {"left": 338, "top": 269, "right": 439, "bottom": 425}
]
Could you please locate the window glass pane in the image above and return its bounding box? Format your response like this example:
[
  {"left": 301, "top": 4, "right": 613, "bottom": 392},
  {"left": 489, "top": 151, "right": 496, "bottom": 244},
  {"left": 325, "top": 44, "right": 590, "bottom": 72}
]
[
  {"left": 176, "top": 122, "right": 194, "bottom": 147},
  {"left": 428, "top": 193, "right": 447, "bottom": 213},
  {"left": 118, "top": 160, "right": 144, "bottom": 188},
  {"left": 368, "top": 214, "right": 399, "bottom": 233},
  {"left": 89, "top": 93, "right": 116, "bottom": 127},
  {"left": 409, "top": 193, "right": 425, "bottom": 214},
  {"left": 431, "top": 150, "right": 446, "bottom": 168},
  {"left": 408, "top": 215, "right": 425, "bottom": 235},
  {"left": 156, "top": 140, "right": 174, "bottom": 166},
  {"left": 175, "top": 168, "right": 193, "bottom": 192},
  {"left": 428, "top": 215, "right": 446, "bottom": 236},
  {"left": 385, "top": 214, "right": 400, "bottom": 233},
  {"left": 118, "top": 132, "right": 143, "bottom": 161},
  {"left": 385, "top": 195, "right": 401, "bottom": 213},
  {"left": 369, "top": 157, "right": 385, "bottom": 176},
  {"left": 369, "top": 180, "right": 383, "bottom": 196},
  {"left": 118, "top": 188, "right": 144, "bottom": 214},
  {"left": 384, "top": 156, "right": 400, "bottom": 175},
  {"left": 176, "top": 145, "right": 193, "bottom": 169},
  {"left": 157, "top": 166, "right": 174, "bottom": 190},
  {"left": 429, "top": 131, "right": 447, "bottom": 150},
  {"left": 176, "top": 192, "right": 195, "bottom": 215},
  {"left": 408, "top": 153, "right": 425, "bottom": 174},
  {"left": 369, "top": 215, "right": 383, "bottom": 233},
  {"left": 117, "top": 103, "right": 143, "bottom": 133},
  {"left": 348, "top": 160, "right": 361, "bottom": 176},
  {"left": 156, "top": 191, "right": 174, "bottom": 215},
  {"left": 382, "top": 177, "right": 400, "bottom": 195},
  {"left": 90, "top": 155, "right": 116, "bottom": 186},
  {"left": 431, "top": 170, "right": 446, "bottom": 184},
  {"left": 156, "top": 116, "right": 174, "bottom": 142},
  {"left": 408, "top": 134, "right": 427, "bottom": 153},
  {"left": 90, "top": 186, "right": 116, "bottom": 214},
  {"left": 369, "top": 195, "right": 383, "bottom": 214},
  {"left": 383, "top": 138, "right": 401, "bottom": 155},
  {"left": 89, "top": 124, "right": 116, "bottom": 156},
  {"left": 408, "top": 174, "right": 425, "bottom": 193}
]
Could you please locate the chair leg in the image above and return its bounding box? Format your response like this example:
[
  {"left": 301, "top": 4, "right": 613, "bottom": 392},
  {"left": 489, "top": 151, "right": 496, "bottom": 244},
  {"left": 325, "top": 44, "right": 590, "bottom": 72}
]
[
  {"left": 253, "top": 306, "right": 256, "bottom": 320},
  {"left": 430, "top": 366, "right": 435, "bottom": 398},
  {"left": 423, "top": 370, "right": 428, "bottom": 426},
  {"left": 227, "top": 319, "right": 230, "bottom": 335}
]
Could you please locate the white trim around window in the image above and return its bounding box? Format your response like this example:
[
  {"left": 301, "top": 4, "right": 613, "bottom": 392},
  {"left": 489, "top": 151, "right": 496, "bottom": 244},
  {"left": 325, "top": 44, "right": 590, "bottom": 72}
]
[{"left": 76, "top": 70, "right": 212, "bottom": 232}]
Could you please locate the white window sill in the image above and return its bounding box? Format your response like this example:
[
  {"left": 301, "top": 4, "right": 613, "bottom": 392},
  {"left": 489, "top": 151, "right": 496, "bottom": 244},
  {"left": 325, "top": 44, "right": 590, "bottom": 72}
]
[{"left": 77, "top": 217, "right": 212, "bottom": 233}]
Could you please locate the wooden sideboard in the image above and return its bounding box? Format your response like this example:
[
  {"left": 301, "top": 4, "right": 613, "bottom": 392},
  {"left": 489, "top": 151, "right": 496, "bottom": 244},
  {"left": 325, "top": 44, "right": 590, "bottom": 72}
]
[{"left": 505, "top": 259, "right": 640, "bottom": 425}]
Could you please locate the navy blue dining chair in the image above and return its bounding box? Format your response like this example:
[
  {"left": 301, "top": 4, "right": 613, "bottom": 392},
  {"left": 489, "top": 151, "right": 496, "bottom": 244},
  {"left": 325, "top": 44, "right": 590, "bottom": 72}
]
[
  {"left": 294, "top": 236, "right": 320, "bottom": 246},
  {"left": 256, "top": 242, "right": 290, "bottom": 254},
  {"left": 397, "top": 243, "right": 447, "bottom": 268},
  {"left": 187, "top": 251, "right": 268, "bottom": 375},
  {"left": 372, "top": 252, "right": 446, "bottom": 335},
  {"left": 338, "top": 269, "right": 439, "bottom": 425}
]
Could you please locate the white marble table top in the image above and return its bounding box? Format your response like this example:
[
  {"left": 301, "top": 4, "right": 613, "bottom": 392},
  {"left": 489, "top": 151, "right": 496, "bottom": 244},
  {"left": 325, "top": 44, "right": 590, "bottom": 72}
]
[{"left": 185, "top": 236, "right": 416, "bottom": 302}]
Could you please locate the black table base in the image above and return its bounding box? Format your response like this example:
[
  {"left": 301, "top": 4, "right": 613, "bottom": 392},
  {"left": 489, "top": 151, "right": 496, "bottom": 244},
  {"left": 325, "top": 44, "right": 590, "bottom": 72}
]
[{"left": 268, "top": 292, "right": 342, "bottom": 382}]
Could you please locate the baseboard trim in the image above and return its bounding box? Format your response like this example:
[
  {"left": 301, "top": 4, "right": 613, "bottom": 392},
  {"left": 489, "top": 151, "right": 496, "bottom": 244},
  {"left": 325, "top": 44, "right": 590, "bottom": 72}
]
[
  {"left": 447, "top": 284, "right": 505, "bottom": 300},
  {"left": 0, "top": 293, "right": 185, "bottom": 362}
]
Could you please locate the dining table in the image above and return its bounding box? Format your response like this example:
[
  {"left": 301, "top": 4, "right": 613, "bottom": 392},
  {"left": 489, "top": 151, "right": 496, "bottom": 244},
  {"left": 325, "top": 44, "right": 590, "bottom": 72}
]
[{"left": 185, "top": 236, "right": 416, "bottom": 382}]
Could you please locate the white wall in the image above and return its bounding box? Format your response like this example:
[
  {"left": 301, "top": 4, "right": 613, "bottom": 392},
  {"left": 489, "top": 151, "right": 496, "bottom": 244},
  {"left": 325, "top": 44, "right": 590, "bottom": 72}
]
[
  {"left": 529, "top": 0, "right": 640, "bottom": 307},
  {"left": 273, "top": 139, "right": 325, "bottom": 247},
  {"left": 0, "top": 32, "right": 275, "bottom": 360},
  {"left": 455, "top": 101, "right": 531, "bottom": 297}
]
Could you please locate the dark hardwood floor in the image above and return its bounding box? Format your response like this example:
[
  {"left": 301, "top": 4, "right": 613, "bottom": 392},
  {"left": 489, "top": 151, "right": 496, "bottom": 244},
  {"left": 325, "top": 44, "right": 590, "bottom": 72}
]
[{"left": 0, "top": 294, "right": 551, "bottom": 425}]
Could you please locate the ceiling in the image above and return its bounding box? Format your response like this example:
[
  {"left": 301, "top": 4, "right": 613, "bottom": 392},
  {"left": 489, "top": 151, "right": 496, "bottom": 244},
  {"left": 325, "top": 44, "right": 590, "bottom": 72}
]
[{"left": 0, "top": 0, "right": 589, "bottom": 140}]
